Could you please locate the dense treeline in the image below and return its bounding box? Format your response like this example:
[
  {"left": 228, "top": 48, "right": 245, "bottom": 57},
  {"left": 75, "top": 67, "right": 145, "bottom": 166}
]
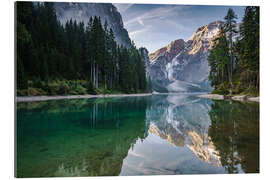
[
  {"left": 208, "top": 7, "right": 259, "bottom": 96},
  {"left": 17, "top": 2, "right": 149, "bottom": 96}
]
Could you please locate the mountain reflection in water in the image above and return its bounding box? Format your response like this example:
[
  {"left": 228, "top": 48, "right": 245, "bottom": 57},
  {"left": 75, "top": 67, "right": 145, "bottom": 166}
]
[
  {"left": 121, "top": 94, "right": 223, "bottom": 175},
  {"left": 16, "top": 94, "right": 259, "bottom": 177}
]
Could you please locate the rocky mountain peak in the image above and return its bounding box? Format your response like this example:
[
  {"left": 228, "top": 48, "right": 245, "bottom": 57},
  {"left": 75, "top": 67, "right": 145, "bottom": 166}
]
[
  {"left": 147, "top": 21, "right": 223, "bottom": 92},
  {"left": 188, "top": 21, "right": 223, "bottom": 55},
  {"left": 149, "top": 39, "right": 185, "bottom": 62},
  {"left": 190, "top": 21, "right": 223, "bottom": 40}
]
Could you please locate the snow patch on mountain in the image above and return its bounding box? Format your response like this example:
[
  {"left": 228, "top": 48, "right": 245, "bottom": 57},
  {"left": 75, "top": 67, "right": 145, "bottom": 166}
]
[{"left": 147, "top": 21, "right": 223, "bottom": 93}]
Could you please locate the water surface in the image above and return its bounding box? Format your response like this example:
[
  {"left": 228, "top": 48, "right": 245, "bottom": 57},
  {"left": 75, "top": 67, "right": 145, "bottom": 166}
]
[{"left": 16, "top": 94, "right": 259, "bottom": 177}]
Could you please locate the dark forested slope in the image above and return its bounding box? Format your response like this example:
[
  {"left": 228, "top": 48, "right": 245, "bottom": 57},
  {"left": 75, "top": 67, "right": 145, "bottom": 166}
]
[{"left": 16, "top": 2, "right": 149, "bottom": 96}]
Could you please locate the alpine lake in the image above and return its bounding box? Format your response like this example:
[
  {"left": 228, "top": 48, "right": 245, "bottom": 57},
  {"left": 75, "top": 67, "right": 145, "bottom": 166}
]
[{"left": 16, "top": 93, "right": 259, "bottom": 177}]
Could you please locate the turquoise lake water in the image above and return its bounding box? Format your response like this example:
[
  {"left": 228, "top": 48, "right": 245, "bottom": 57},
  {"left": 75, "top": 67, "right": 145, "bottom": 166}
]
[{"left": 16, "top": 94, "right": 259, "bottom": 177}]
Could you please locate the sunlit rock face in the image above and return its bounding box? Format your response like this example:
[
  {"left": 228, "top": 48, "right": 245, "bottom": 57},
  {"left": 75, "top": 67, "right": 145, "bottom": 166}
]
[
  {"left": 54, "top": 2, "right": 131, "bottom": 47},
  {"left": 149, "top": 39, "right": 185, "bottom": 63},
  {"left": 187, "top": 131, "right": 221, "bottom": 167},
  {"left": 146, "top": 95, "right": 221, "bottom": 166},
  {"left": 149, "top": 123, "right": 185, "bottom": 147},
  {"left": 148, "top": 21, "right": 223, "bottom": 92}
]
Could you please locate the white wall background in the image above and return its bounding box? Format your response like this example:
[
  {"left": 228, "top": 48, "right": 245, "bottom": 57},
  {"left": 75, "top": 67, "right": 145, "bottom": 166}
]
[{"left": 0, "top": 0, "right": 269, "bottom": 180}]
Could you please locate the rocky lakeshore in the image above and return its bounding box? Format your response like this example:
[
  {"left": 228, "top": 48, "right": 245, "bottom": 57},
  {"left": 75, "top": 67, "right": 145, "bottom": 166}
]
[
  {"left": 198, "top": 94, "right": 259, "bottom": 102},
  {"left": 16, "top": 93, "right": 153, "bottom": 103}
]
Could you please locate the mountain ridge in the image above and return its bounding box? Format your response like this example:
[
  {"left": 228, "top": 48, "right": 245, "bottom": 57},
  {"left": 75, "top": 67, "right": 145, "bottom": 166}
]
[
  {"left": 146, "top": 21, "right": 224, "bottom": 93},
  {"left": 53, "top": 2, "right": 132, "bottom": 47}
]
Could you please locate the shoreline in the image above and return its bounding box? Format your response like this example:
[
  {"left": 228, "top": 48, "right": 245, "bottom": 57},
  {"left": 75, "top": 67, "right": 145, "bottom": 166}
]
[
  {"left": 16, "top": 93, "right": 153, "bottom": 102},
  {"left": 198, "top": 93, "right": 259, "bottom": 102},
  {"left": 16, "top": 92, "right": 260, "bottom": 103}
]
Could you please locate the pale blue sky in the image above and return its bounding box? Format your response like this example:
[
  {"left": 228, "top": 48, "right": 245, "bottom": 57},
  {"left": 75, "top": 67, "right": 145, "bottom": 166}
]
[{"left": 114, "top": 4, "right": 245, "bottom": 53}]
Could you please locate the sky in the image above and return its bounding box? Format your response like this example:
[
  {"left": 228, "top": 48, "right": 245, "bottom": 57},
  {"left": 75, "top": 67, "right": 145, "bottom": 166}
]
[{"left": 113, "top": 4, "right": 245, "bottom": 53}]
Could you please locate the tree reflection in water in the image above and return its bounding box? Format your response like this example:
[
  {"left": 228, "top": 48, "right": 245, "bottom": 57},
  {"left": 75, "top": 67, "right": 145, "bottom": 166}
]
[
  {"left": 16, "top": 95, "right": 259, "bottom": 177},
  {"left": 208, "top": 100, "right": 259, "bottom": 173},
  {"left": 16, "top": 97, "right": 149, "bottom": 177}
]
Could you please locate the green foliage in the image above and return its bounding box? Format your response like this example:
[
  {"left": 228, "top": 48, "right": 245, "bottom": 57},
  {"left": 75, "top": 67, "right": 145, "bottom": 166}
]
[
  {"left": 47, "top": 81, "right": 60, "bottom": 95},
  {"left": 16, "top": 2, "right": 148, "bottom": 96},
  {"left": 208, "top": 29, "right": 230, "bottom": 88},
  {"left": 237, "top": 7, "right": 259, "bottom": 90},
  {"left": 86, "top": 80, "right": 96, "bottom": 94},
  {"left": 17, "top": 89, "right": 28, "bottom": 96},
  {"left": 208, "top": 7, "right": 259, "bottom": 96},
  {"left": 211, "top": 82, "right": 230, "bottom": 95},
  {"left": 17, "top": 79, "right": 96, "bottom": 96},
  {"left": 58, "top": 81, "right": 69, "bottom": 95}
]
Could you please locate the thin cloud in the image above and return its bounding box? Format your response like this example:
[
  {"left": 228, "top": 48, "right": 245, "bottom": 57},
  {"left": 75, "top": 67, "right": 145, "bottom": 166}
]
[
  {"left": 117, "top": 4, "right": 245, "bottom": 53},
  {"left": 114, "top": 3, "right": 133, "bottom": 14},
  {"left": 129, "top": 28, "right": 149, "bottom": 37},
  {"left": 138, "top": 17, "right": 144, "bottom": 26},
  {"left": 124, "top": 5, "right": 188, "bottom": 26}
]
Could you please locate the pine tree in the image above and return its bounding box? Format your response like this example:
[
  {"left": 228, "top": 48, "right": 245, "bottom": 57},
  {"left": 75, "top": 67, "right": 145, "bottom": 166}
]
[
  {"left": 16, "top": 2, "right": 148, "bottom": 95},
  {"left": 237, "top": 6, "right": 259, "bottom": 91},
  {"left": 208, "top": 6, "right": 259, "bottom": 96},
  {"left": 224, "top": 8, "right": 238, "bottom": 88},
  {"left": 208, "top": 27, "right": 230, "bottom": 89}
]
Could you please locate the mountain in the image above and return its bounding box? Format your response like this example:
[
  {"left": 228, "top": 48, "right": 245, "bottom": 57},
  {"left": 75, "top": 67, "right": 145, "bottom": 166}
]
[
  {"left": 146, "top": 94, "right": 221, "bottom": 167},
  {"left": 53, "top": 2, "right": 131, "bottom": 47},
  {"left": 148, "top": 21, "right": 223, "bottom": 92},
  {"left": 139, "top": 47, "right": 151, "bottom": 77}
]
